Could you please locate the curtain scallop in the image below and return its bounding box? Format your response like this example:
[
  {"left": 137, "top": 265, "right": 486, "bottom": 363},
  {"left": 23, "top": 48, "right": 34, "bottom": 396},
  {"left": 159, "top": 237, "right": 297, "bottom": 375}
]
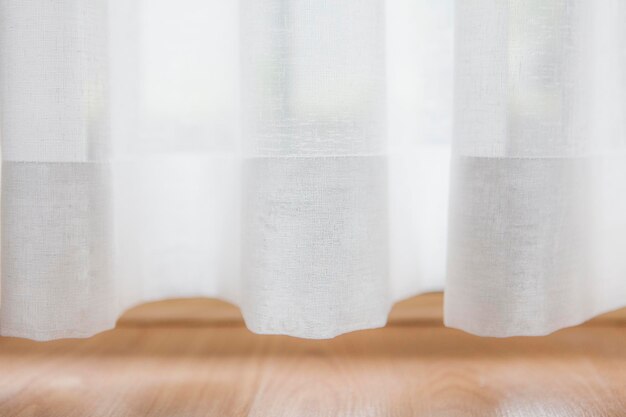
[{"left": 0, "top": 0, "right": 624, "bottom": 340}]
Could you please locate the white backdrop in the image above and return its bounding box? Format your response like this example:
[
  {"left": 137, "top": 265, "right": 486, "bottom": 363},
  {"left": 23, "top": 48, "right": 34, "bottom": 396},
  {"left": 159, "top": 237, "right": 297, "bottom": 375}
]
[{"left": 0, "top": 0, "right": 624, "bottom": 340}]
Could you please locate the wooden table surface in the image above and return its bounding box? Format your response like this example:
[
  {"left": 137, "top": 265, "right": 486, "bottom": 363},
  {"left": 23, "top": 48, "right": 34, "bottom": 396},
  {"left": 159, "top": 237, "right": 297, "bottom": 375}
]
[{"left": 1, "top": 293, "right": 625, "bottom": 417}]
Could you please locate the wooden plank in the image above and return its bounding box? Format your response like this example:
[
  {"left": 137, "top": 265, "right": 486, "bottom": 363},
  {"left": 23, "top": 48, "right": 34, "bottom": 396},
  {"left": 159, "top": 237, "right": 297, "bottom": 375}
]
[{"left": 1, "top": 294, "right": 626, "bottom": 416}]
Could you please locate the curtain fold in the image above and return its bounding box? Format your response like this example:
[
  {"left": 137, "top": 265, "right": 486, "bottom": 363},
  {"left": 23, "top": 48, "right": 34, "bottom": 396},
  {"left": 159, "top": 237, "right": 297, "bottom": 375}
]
[
  {"left": 446, "top": 0, "right": 626, "bottom": 335},
  {"left": 0, "top": 0, "right": 624, "bottom": 341}
]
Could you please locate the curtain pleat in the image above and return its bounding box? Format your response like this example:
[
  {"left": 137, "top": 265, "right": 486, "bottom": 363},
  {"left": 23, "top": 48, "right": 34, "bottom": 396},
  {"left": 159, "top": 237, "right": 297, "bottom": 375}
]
[{"left": 446, "top": 0, "right": 626, "bottom": 335}]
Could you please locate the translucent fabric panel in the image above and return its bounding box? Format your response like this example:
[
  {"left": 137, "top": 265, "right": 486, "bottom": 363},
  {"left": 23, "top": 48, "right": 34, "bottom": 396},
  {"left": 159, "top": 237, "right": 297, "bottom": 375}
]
[
  {"left": 0, "top": 0, "right": 115, "bottom": 338},
  {"left": 447, "top": 0, "right": 626, "bottom": 336},
  {"left": 0, "top": 0, "right": 454, "bottom": 340},
  {"left": 4, "top": 0, "right": 624, "bottom": 342}
]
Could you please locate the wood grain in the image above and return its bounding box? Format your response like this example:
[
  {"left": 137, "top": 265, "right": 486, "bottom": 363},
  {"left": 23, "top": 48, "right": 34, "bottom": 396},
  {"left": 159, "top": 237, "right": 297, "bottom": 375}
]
[{"left": 1, "top": 293, "right": 625, "bottom": 417}]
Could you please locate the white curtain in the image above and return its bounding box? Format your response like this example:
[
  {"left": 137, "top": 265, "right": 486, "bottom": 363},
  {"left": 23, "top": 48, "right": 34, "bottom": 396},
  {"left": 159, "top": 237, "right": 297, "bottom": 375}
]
[{"left": 0, "top": 0, "right": 624, "bottom": 341}]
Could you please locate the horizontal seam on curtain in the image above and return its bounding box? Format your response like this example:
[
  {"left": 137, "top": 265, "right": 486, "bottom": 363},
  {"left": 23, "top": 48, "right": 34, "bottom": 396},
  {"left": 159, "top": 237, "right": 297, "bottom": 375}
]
[{"left": 452, "top": 153, "right": 626, "bottom": 160}]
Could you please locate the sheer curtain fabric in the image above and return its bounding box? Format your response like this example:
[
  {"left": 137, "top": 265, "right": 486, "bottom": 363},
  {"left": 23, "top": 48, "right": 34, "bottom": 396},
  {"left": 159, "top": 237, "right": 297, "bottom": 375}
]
[{"left": 0, "top": 0, "right": 625, "bottom": 340}]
